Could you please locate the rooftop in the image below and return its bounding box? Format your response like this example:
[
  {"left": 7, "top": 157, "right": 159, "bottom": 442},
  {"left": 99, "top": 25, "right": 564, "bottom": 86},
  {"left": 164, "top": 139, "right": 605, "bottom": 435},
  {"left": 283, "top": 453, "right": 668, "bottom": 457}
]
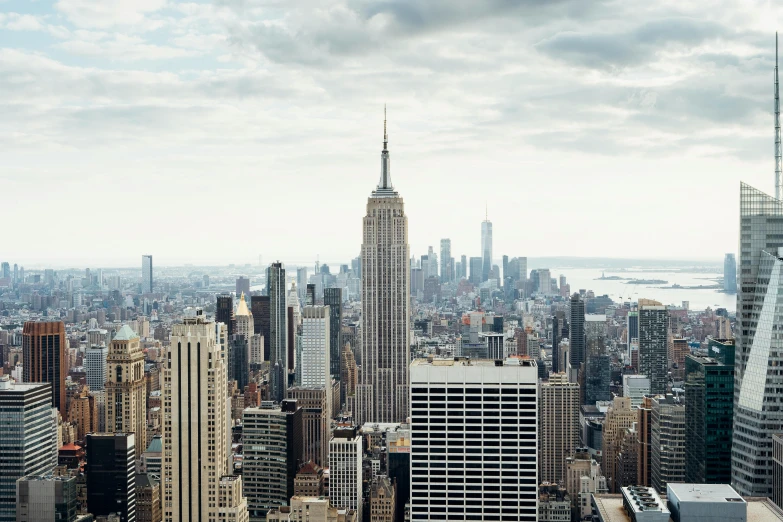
[
  {"left": 113, "top": 324, "right": 139, "bottom": 341},
  {"left": 411, "top": 356, "right": 536, "bottom": 367},
  {"left": 667, "top": 483, "right": 744, "bottom": 504}
]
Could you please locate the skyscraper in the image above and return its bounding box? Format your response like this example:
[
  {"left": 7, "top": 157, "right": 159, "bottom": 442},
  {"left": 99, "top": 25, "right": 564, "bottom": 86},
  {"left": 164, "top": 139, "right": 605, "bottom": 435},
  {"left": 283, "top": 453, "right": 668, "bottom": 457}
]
[
  {"left": 22, "top": 320, "right": 67, "bottom": 414},
  {"left": 163, "top": 310, "right": 244, "bottom": 521},
  {"left": 539, "top": 373, "right": 580, "bottom": 485},
  {"left": 584, "top": 315, "right": 611, "bottom": 405},
  {"left": 481, "top": 212, "right": 493, "bottom": 282},
  {"left": 732, "top": 182, "right": 783, "bottom": 497},
  {"left": 142, "top": 255, "right": 153, "bottom": 293},
  {"left": 216, "top": 294, "right": 234, "bottom": 337},
  {"left": 0, "top": 378, "right": 57, "bottom": 522},
  {"left": 85, "top": 344, "right": 108, "bottom": 392},
  {"left": 236, "top": 276, "right": 251, "bottom": 297},
  {"left": 250, "top": 295, "right": 270, "bottom": 361},
  {"left": 229, "top": 334, "right": 249, "bottom": 391},
  {"left": 459, "top": 254, "right": 467, "bottom": 280},
  {"left": 410, "top": 357, "right": 539, "bottom": 522},
  {"left": 568, "top": 293, "right": 585, "bottom": 381},
  {"left": 300, "top": 306, "right": 330, "bottom": 389},
  {"left": 439, "top": 238, "right": 452, "bottom": 283},
  {"left": 268, "top": 262, "right": 288, "bottom": 402},
  {"left": 329, "top": 426, "right": 363, "bottom": 519},
  {"left": 356, "top": 113, "right": 411, "bottom": 425},
  {"left": 468, "top": 256, "right": 482, "bottom": 286},
  {"left": 724, "top": 253, "right": 737, "bottom": 293},
  {"left": 105, "top": 325, "right": 146, "bottom": 459},
  {"left": 323, "top": 288, "right": 342, "bottom": 378},
  {"left": 235, "top": 292, "right": 254, "bottom": 345},
  {"left": 86, "top": 433, "right": 136, "bottom": 522},
  {"left": 651, "top": 394, "right": 685, "bottom": 494},
  {"left": 639, "top": 303, "right": 668, "bottom": 395}
]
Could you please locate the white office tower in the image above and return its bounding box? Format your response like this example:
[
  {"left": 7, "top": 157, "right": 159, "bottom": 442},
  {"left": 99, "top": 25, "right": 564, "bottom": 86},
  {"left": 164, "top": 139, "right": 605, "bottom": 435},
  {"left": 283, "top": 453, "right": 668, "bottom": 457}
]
[
  {"left": 85, "top": 344, "right": 108, "bottom": 391},
  {"left": 357, "top": 112, "right": 411, "bottom": 425},
  {"left": 732, "top": 183, "right": 783, "bottom": 497},
  {"left": 163, "top": 310, "right": 247, "bottom": 522},
  {"left": 622, "top": 375, "right": 651, "bottom": 408},
  {"left": 329, "top": 426, "right": 363, "bottom": 521},
  {"left": 301, "top": 306, "right": 330, "bottom": 388},
  {"left": 409, "top": 357, "right": 539, "bottom": 522}
]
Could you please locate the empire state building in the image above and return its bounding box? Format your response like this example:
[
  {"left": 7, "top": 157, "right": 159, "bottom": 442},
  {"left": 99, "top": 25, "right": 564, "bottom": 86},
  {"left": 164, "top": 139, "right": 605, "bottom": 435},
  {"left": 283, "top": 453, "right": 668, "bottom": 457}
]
[{"left": 356, "top": 112, "right": 411, "bottom": 424}]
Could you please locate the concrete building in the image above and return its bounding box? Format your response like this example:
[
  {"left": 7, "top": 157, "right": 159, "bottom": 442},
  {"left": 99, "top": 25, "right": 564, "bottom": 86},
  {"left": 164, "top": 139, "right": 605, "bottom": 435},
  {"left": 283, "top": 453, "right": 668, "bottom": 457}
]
[
  {"left": 356, "top": 118, "right": 410, "bottom": 426},
  {"left": 266, "top": 496, "right": 356, "bottom": 522},
  {"left": 369, "top": 476, "right": 395, "bottom": 522},
  {"left": 234, "top": 292, "right": 254, "bottom": 346},
  {"left": 22, "top": 320, "right": 67, "bottom": 414},
  {"left": 67, "top": 386, "right": 97, "bottom": 442},
  {"left": 16, "top": 475, "right": 77, "bottom": 522},
  {"left": 218, "top": 475, "right": 250, "bottom": 522},
  {"left": 667, "top": 483, "right": 746, "bottom": 522},
  {"left": 136, "top": 473, "right": 161, "bottom": 522},
  {"left": 636, "top": 395, "right": 654, "bottom": 487},
  {"left": 0, "top": 378, "right": 57, "bottom": 522},
  {"left": 539, "top": 373, "right": 580, "bottom": 485},
  {"left": 142, "top": 255, "right": 153, "bottom": 293},
  {"left": 439, "top": 238, "right": 452, "bottom": 284},
  {"left": 85, "top": 345, "right": 108, "bottom": 392},
  {"left": 602, "top": 396, "right": 636, "bottom": 493},
  {"left": 85, "top": 433, "right": 136, "bottom": 522},
  {"left": 592, "top": 486, "right": 670, "bottom": 522},
  {"left": 639, "top": 304, "right": 668, "bottom": 395},
  {"left": 287, "top": 387, "right": 330, "bottom": 468},
  {"left": 651, "top": 394, "right": 685, "bottom": 494},
  {"left": 163, "top": 311, "right": 244, "bottom": 522},
  {"left": 566, "top": 449, "right": 607, "bottom": 521},
  {"left": 537, "top": 483, "right": 570, "bottom": 522},
  {"left": 293, "top": 461, "right": 325, "bottom": 497},
  {"left": 409, "top": 357, "right": 539, "bottom": 522},
  {"left": 622, "top": 375, "right": 651, "bottom": 408},
  {"left": 243, "top": 400, "right": 303, "bottom": 521},
  {"left": 105, "top": 325, "right": 146, "bottom": 459},
  {"left": 329, "top": 426, "right": 363, "bottom": 520},
  {"left": 301, "top": 307, "right": 331, "bottom": 389}
]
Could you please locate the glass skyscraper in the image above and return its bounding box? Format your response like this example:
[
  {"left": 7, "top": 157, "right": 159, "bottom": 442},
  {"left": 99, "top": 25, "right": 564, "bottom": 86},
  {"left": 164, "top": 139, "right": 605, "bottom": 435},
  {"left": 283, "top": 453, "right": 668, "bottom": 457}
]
[{"left": 732, "top": 183, "right": 783, "bottom": 496}]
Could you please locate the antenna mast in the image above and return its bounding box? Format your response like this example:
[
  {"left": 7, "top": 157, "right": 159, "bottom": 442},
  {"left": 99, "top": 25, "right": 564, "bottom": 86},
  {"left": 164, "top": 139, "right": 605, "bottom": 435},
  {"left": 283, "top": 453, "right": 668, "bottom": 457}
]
[{"left": 776, "top": 32, "right": 781, "bottom": 199}]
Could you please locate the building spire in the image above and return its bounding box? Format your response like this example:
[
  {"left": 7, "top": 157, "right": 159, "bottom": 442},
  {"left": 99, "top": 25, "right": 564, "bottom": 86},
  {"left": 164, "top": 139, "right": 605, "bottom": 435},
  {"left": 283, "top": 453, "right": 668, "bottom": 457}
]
[
  {"left": 776, "top": 32, "right": 781, "bottom": 200},
  {"left": 383, "top": 104, "right": 388, "bottom": 151},
  {"left": 377, "top": 104, "right": 393, "bottom": 192}
]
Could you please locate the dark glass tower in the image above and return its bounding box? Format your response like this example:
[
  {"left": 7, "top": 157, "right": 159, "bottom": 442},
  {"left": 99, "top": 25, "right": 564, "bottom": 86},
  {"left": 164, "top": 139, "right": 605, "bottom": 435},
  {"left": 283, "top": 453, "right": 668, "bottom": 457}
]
[
  {"left": 86, "top": 433, "right": 136, "bottom": 522},
  {"left": 251, "top": 295, "right": 270, "bottom": 361},
  {"left": 267, "top": 262, "right": 288, "bottom": 401},
  {"left": 216, "top": 294, "right": 234, "bottom": 337},
  {"left": 229, "top": 334, "right": 249, "bottom": 390},
  {"left": 323, "top": 288, "right": 343, "bottom": 378},
  {"left": 569, "top": 294, "right": 585, "bottom": 374}
]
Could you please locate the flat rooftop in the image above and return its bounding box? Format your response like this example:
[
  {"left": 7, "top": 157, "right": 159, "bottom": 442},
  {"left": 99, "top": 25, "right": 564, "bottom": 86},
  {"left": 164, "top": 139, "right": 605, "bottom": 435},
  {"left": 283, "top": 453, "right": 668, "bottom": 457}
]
[
  {"left": 668, "top": 483, "right": 744, "bottom": 504},
  {"left": 411, "top": 357, "right": 536, "bottom": 367}
]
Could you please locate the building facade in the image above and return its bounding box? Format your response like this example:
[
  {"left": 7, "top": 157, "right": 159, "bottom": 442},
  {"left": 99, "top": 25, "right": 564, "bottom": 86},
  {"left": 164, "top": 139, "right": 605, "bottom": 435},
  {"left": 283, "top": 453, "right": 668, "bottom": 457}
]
[
  {"left": 287, "top": 387, "right": 330, "bottom": 468},
  {"left": 329, "top": 427, "right": 363, "bottom": 520},
  {"left": 16, "top": 475, "right": 77, "bottom": 522},
  {"left": 268, "top": 262, "right": 288, "bottom": 402},
  {"left": 142, "top": 255, "right": 153, "bottom": 293},
  {"left": 539, "top": 373, "right": 580, "bottom": 485},
  {"left": 639, "top": 304, "right": 669, "bottom": 395},
  {"left": 105, "top": 325, "right": 146, "bottom": 459},
  {"left": 85, "top": 433, "right": 136, "bottom": 522},
  {"left": 651, "top": 394, "right": 685, "bottom": 494},
  {"left": 323, "top": 289, "right": 342, "bottom": 378},
  {"left": 85, "top": 345, "right": 108, "bottom": 392},
  {"left": 22, "top": 320, "right": 67, "bottom": 414}
]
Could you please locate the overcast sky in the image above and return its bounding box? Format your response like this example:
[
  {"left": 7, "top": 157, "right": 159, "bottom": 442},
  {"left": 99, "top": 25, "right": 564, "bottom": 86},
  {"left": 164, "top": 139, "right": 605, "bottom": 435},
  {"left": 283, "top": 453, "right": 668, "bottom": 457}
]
[{"left": 1, "top": 0, "right": 782, "bottom": 268}]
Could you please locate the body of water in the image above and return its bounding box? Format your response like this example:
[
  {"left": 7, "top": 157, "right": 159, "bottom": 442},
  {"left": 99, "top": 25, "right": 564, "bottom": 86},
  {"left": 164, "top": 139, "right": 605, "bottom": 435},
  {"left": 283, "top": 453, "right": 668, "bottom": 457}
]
[{"left": 554, "top": 267, "right": 735, "bottom": 312}]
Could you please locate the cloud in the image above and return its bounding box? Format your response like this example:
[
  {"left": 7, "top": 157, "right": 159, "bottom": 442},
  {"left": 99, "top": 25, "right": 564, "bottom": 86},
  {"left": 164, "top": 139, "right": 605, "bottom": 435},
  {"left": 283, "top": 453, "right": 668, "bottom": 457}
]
[
  {"left": 2, "top": 13, "right": 45, "bottom": 31},
  {"left": 54, "top": 0, "right": 166, "bottom": 28}
]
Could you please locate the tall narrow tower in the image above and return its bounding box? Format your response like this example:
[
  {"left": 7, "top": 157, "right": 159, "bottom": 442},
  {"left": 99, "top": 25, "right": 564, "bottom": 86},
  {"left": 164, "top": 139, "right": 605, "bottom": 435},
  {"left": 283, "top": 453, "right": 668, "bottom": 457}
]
[
  {"left": 357, "top": 109, "right": 411, "bottom": 425},
  {"left": 776, "top": 32, "right": 781, "bottom": 200},
  {"left": 105, "top": 325, "right": 146, "bottom": 459},
  {"left": 481, "top": 208, "right": 493, "bottom": 282}
]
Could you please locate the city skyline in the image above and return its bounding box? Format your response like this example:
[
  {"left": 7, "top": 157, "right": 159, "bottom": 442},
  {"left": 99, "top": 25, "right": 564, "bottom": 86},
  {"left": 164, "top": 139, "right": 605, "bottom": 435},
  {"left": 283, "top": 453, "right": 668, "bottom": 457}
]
[{"left": 3, "top": 2, "right": 783, "bottom": 264}]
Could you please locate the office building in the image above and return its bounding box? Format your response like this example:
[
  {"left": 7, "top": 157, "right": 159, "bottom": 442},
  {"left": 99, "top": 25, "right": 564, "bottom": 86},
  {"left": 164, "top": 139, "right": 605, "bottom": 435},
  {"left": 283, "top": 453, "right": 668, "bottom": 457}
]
[
  {"left": 651, "top": 394, "right": 685, "bottom": 494},
  {"left": 639, "top": 303, "right": 669, "bottom": 395},
  {"left": 268, "top": 262, "right": 288, "bottom": 402},
  {"left": 667, "top": 483, "right": 747, "bottom": 522},
  {"left": 105, "top": 325, "right": 146, "bottom": 459},
  {"left": 0, "top": 378, "right": 57, "bottom": 522},
  {"left": 329, "top": 426, "right": 363, "bottom": 520},
  {"left": 22, "top": 320, "right": 67, "bottom": 414},
  {"left": 481, "top": 214, "right": 493, "bottom": 281},
  {"left": 622, "top": 375, "right": 651, "bottom": 408},
  {"left": 323, "top": 289, "right": 342, "bottom": 378},
  {"left": 601, "top": 396, "right": 636, "bottom": 493},
  {"left": 136, "top": 473, "right": 161, "bottom": 522},
  {"left": 356, "top": 116, "right": 410, "bottom": 426},
  {"left": 216, "top": 294, "right": 235, "bottom": 337},
  {"left": 243, "top": 400, "right": 303, "bottom": 521},
  {"left": 539, "top": 373, "right": 580, "bottom": 485},
  {"left": 16, "top": 475, "right": 77, "bottom": 522},
  {"left": 724, "top": 253, "right": 737, "bottom": 293},
  {"left": 584, "top": 315, "right": 610, "bottom": 405},
  {"left": 250, "top": 295, "right": 270, "bottom": 361},
  {"left": 409, "top": 357, "right": 539, "bottom": 522},
  {"left": 294, "top": 462, "right": 325, "bottom": 497},
  {"left": 229, "top": 334, "right": 249, "bottom": 391},
  {"left": 732, "top": 183, "right": 783, "bottom": 497},
  {"left": 684, "top": 339, "right": 735, "bottom": 484},
  {"left": 142, "top": 255, "right": 153, "bottom": 293},
  {"left": 468, "top": 256, "right": 482, "bottom": 286},
  {"left": 773, "top": 433, "right": 783, "bottom": 509},
  {"left": 297, "top": 267, "right": 308, "bottom": 300},
  {"left": 592, "top": 487, "right": 670, "bottom": 522},
  {"left": 301, "top": 306, "right": 330, "bottom": 389},
  {"left": 569, "top": 293, "right": 586, "bottom": 380},
  {"left": 85, "top": 344, "right": 108, "bottom": 392},
  {"left": 218, "top": 475, "right": 250, "bottom": 522},
  {"left": 637, "top": 395, "right": 654, "bottom": 487},
  {"left": 163, "top": 311, "right": 241, "bottom": 522},
  {"left": 369, "top": 476, "right": 395, "bottom": 522},
  {"left": 266, "top": 496, "right": 356, "bottom": 522},
  {"left": 236, "top": 276, "right": 251, "bottom": 298},
  {"left": 287, "top": 387, "right": 330, "bottom": 468},
  {"left": 439, "top": 239, "right": 452, "bottom": 283},
  {"left": 565, "top": 449, "right": 607, "bottom": 520},
  {"left": 235, "top": 293, "right": 254, "bottom": 342},
  {"left": 86, "top": 433, "right": 136, "bottom": 522}
]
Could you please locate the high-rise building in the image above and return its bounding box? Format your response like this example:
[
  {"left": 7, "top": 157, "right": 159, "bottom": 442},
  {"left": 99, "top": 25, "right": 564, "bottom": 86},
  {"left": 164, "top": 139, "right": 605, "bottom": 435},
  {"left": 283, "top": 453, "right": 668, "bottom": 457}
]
[
  {"left": 684, "top": 339, "right": 735, "bottom": 484},
  {"left": 622, "top": 375, "right": 650, "bottom": 408},
  {"left": 459, "top": 254, "right": 467, "bottom": 280},
  {"left": 0, "top": 262, "right": 9, "bottom": 280},
  {"left": 235, "top": 292, "right": 254, "bottom": 344},
  {"left": 732, "top": 182, "right": 783, "bottom": 497},
  {"left": 216, "top": 294, "right": 235, "bottom": 337},
  {"left": 566, "top": 449, "right": 607, "bottom": 520},
  {"left": 16, "top": 475, "right": 77, "bottom": 522},
  {"left": 85, "top": 344, "right": 108, "bottom": 392},
  {"left": 639, "top": 303, "right": 668, "bottom": 395},
  {"left": 323, "top": 289, "right": 342, "bottom": 378},
  {"left": 218, "top": 475, "right": 250, "bottom": 522},
  {"left": 584, "top": 315, "right": 610, "bottom": 405},
  {"left": 481, "top": 214, "right": 493, "bottom": 282},
  {"left": 136, "top": 473, "right": 161, "bottom": 522},
  {"left": 297, "top": 267, "right": 308, "bottom": 300},
  {"left": 250, "top": 295, "right": 270, "bottom": 361},
  {"left": 105, "top": 325, "right": 146, "bottom": 459},
  {"left": 601, "top": 396, "right": 636, "bottom": 493},
  {"left": 301, "top": 306, "right": 330, "bottom": 389},
  {"left": 22, "top": 320, "right": 67, "bottom": 414},
  {"left": 356, "top": 115, "right": 410, "bottom": 426},
  {"left": 539, "top": 373, "right": 580, "bottom": 485},
  {"left": 229, "top": 334, "right": 249, "bottom": 391},
  {"left": 236, "top": 276, "right": 251, "bottom": 297},
  {"left": 287, "top": 387, "right": 330, "bottom": 468},
  {"left": 651, "top": 394, "right": 685, "bottom": 494},
  {"left": 268, "top": 262, "right": 288, "bottom": 402},
  {"left": 243, "top": 400, "right": 303, "bottom": 521},
  {"left": 163, "top": 311, "right": 244, "bottom": 522},
  {"left": 329, "top": 426, "right": 363, "bottom": 519},
  {"left": 724, "top": 253, "right": 737, "bottom": 293},
  {"left": 439, "top": 239, "right": 452, "bottom": 283},
  {"left": 773, "top": 433, "right": 783, "bottom": 509},
  {"left": 568, "top": 294, "right": 585, "bottom": 381},
  {"left": 410, "top": 357, "right": 539, "bottom": 522},
  {"left": 468, "top": 256, "right": 482, "bottom": 286},
  {"left": 0, "top": 378, "right": 57, "bottom": 522},
  {"left": 369, "top": 476, "right": 395, "bottom": 522},
  {"left": 142, "top": 255, "right": 153, "bottom": 293},
  {"left": 86, "top": 433, "right": 136, "bottom": 522},
  {"left": 636, "top": 395, "right": 654, "bottom": 487}
]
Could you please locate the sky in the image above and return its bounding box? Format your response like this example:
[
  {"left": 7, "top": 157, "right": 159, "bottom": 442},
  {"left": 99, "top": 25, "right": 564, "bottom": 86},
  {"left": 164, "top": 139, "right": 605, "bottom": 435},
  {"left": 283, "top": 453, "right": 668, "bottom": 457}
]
[{"left": 2, "top": 0, "right": 782, "bottom": 268}]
